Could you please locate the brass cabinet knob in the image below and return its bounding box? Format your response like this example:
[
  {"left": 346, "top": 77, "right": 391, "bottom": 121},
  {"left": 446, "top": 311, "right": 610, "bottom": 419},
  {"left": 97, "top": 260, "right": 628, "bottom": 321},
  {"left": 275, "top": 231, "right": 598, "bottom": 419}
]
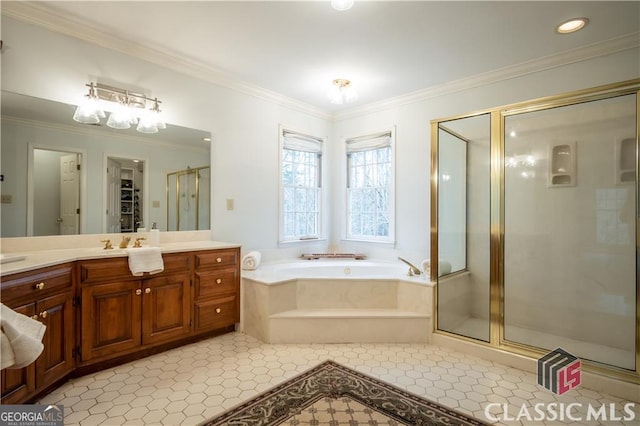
[
  {"left": 215, "top": 308, "right": 221, "bottom": 314},
  {"left": 216, "top": 257, "right": 222, "bottom": 263},
  {"left": 31, "top": 315, "right": 39, "bottom": 321},
  {"left": 145, "top": 288, "right": 151, "bottom": 294},
  {"left": 35, "top": 282, "right": 45, "bottom": 290},
  {"left": 39, "top": 310, "right": 48, "bottom": 319},
  {"left": 135, "top": 289, "right": 142, "bottom": 296},
  {"left": 216, "top": 278, "right": 222, "bottom": 284}
]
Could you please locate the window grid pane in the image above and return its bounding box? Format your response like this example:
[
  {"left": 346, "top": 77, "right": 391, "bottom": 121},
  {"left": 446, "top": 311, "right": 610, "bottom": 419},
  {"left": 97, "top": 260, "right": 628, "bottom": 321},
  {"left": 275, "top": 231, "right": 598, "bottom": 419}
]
[
  {"left": 347, "top": 146, "right": 392, "bottom": 239},
  {"left": 282, "top": 148, "right": 321, "bottom": 240}
]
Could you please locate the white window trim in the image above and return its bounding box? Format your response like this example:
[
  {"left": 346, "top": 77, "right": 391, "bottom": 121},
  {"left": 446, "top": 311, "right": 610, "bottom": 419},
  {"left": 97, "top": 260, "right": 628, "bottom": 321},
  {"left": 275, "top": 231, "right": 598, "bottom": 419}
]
[
  {"left": 342, "top": 126, "right": 396, "bottom": 244},
  {"left": 278, "top": 125, "right": 326, "bottom": 244}
]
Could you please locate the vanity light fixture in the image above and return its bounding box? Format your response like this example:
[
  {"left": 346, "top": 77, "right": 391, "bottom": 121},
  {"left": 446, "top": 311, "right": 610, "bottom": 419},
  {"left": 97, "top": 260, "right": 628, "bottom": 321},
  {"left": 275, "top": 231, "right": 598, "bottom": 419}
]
[
  {"left": 328, "top": 78, "right": 358, "bottom": 105},
  {"left": 331, "top": 0, "right": 354, "bottom": 11},
  {"left": 556, "top": 17, "right": 589, "bottom": 34},
  {"left": 72, "top": 83, "right": 105, "bottom": 124},
  {"left": 73, "top": 82, "right": 166, "bottom": 134}
]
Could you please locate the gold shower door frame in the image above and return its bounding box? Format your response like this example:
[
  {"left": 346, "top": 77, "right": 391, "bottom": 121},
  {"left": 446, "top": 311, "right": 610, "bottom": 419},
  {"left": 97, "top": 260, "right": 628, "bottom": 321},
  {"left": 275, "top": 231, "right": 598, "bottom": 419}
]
[
  {"left": 166, "top": 166, "right": 207, "bottom": 231},
  {"left": 430, "top": 79, "right": 640, "bottom": 384}
]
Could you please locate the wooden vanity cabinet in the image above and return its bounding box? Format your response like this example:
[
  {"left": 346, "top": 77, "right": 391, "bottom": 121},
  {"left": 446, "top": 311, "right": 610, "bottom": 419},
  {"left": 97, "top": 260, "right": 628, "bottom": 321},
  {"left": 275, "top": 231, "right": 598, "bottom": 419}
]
[
  {"left": 78, "top": 254, "right": 191, "bottom": 364},
  {"left": 1, "top": 246, "right": 240, "bottom": 403},
  {"left": 193, "top": 248, "right": 240, "bottom": 334},
  {"left": 0, "top": 263, "right": 74, "bottom": 404}
]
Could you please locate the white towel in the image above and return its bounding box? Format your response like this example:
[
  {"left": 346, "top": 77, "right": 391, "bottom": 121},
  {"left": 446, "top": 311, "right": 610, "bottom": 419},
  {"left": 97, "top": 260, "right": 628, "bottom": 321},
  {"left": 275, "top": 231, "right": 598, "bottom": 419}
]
[
  {"left": 127, "top": 247, "right": 164, "bottom": 276},
  {"left": 421, "top": 259, "right": 452, "bottom": 276},
  {"left": 1, "top": 304, "right": 46, "bottom": 370},
  {"left": 241, "top": 251, "right": 261, "bottom": 270},
  {"left": 421, "top": 259, "right": 431, "bottom": 276}
]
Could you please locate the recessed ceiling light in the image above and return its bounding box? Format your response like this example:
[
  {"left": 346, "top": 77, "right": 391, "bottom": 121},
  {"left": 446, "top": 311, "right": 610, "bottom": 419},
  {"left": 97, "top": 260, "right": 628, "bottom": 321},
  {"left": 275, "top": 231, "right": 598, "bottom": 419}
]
[
  {"left": 331, "top": 0, "right": 354, "bottom": 11},
  {"left": 556, "top": 18, "right": 589, "bottom": 34}
]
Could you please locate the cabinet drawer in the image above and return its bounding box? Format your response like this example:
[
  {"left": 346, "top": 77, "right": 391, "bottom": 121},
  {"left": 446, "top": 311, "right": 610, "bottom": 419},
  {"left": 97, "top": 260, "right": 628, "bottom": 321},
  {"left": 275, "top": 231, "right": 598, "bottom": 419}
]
[
  {"left": 79, "top": 257, "right": 130, "bottom": 284},
  {"left": 162, "top": 253, "right": 191, "bottom": 274},
  {"left": 79, "top": 253, "right": 192, "bottom": 284},
  {"left": 193, "top": 295, "right": 238, "bottom": 332},
  {"left": 194, "top": 249, "right": 239, "bottom": 270},
  {"left": 195, "top": 268, "right": 237, "bottom": 299},
  {"left": 1, "top": 264, "right": 73, "bottom": 303}
]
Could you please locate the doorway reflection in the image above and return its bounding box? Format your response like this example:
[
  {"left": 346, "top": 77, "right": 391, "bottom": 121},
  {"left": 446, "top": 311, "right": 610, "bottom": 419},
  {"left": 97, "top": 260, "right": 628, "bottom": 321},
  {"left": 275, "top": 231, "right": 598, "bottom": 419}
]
[{"left": 32, "top": 148, "right": 81, "bottom": 236}]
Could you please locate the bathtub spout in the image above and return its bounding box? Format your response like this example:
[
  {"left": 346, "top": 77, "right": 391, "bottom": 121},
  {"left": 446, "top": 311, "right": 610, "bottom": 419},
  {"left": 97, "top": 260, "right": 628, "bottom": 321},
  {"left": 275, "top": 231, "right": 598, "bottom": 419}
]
[{"left": 397, "top": 257, "right": 422, "bottom": 276}]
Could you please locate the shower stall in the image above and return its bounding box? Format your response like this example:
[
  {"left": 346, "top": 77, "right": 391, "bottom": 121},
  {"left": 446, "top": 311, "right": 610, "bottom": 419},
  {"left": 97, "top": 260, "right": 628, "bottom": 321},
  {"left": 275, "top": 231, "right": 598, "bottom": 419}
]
[
  {"left": 431, "top": 80, "right": 639, "bottom": 383},
  {"left": 166, "top": 166, "right": 210, "bottom": 231}
]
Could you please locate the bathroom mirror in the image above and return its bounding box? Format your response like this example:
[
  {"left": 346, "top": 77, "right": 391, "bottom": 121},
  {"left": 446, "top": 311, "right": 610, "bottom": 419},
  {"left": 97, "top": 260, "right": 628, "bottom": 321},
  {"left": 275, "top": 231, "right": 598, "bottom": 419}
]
[{"left": 0, "top": 91, "right": 211, "bottom": 237}]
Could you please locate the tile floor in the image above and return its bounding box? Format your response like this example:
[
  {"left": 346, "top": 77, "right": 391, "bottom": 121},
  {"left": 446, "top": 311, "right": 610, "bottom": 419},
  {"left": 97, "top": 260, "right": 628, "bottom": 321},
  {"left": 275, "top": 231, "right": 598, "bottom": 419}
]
[{"left": 39, "top": 332, "right": 638, "bottom": 425}]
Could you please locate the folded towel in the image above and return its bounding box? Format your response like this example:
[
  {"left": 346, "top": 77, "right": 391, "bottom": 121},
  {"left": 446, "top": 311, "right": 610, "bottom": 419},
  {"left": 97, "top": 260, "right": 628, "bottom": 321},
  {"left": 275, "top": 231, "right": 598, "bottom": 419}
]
[
  {"left": 421, "top": 259, "right": 453, "bottom": 276},
  {"left": 1, "top": 304, "right": 46, "bottom": 370},
  {"left": 438, "top": 260, "right": 452, "bottom": 275},
  {"left": 241, "top": 251, "right": 261, "bottom": 270},
  {"left": 421, "top": 259, "right": 431, "bottom": 276},
  {"left": 127, "top": 247, "right": 164, "bottom": 276}
]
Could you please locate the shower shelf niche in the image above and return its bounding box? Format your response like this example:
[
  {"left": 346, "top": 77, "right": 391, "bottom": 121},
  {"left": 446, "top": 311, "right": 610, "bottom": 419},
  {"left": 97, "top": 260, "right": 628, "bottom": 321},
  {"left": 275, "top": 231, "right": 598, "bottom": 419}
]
[
  {"left": 615, "top": 137, "right": 635, "bottom": 185},
  {"left": 547, "top": 142, "right": 576, "bottom": 187}
]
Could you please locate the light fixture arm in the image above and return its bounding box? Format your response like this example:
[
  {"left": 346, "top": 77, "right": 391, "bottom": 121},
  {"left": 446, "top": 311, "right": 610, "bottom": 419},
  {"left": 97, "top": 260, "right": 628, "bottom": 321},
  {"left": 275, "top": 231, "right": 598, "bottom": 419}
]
[
  {"left": 74, "top": 82, "right": 165, "bottom": 133},
  {"left": 86, "top": 82, "right": 162, "bottom": 109}
]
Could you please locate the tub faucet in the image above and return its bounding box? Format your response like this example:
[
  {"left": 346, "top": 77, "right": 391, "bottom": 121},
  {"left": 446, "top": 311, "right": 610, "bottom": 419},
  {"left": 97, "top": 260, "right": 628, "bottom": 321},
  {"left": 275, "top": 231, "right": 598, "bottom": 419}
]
[{"left": 398, "top": 257, "right": 422, "bottom": 276}]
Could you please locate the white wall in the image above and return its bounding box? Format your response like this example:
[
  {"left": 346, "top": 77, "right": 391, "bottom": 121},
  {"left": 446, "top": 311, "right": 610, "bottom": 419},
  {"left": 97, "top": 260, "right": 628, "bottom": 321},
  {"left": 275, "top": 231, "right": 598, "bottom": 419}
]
[
  {"left": 1, "top": 16, "right": 331, "bottom": 256},
  {"left": 1, "top": 15, "right": 638, "bottom": 264},
  {"left": 331, "top": 48, "right": 639, "bottom": 264}
]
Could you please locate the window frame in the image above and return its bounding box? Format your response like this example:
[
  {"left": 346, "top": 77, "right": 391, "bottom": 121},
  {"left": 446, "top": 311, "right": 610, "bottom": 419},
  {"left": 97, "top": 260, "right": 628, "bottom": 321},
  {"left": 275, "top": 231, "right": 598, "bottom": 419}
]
[
  {"left": 343, "top": 127, "right": 396, "bottom": 243},
  {"left": 278, "top": 126, "right": 325, "bottom": 244}
]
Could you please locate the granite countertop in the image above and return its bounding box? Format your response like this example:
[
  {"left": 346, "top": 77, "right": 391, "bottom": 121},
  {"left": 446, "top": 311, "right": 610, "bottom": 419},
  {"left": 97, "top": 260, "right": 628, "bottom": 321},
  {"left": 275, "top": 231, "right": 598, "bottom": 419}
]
[{"left": 0, "top": 240, "right": 241, "bottom": 276}]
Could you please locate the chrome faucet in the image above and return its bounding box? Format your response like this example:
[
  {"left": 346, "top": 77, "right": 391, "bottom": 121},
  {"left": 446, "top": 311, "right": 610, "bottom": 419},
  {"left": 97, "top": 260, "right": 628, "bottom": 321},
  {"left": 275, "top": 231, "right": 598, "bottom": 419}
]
[{"left": 398, "top": 257, "right": 422, "bottom": 276}]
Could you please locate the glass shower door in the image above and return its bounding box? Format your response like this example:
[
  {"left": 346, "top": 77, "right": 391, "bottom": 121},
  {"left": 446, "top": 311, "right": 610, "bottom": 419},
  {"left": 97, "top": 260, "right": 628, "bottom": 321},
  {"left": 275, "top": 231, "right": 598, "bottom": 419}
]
[
  {"left": 437, "top": 113, "right": 491, "bottom": 342},
  {"left": 503, "top": 94, "right": 637, "bottom": 370}
]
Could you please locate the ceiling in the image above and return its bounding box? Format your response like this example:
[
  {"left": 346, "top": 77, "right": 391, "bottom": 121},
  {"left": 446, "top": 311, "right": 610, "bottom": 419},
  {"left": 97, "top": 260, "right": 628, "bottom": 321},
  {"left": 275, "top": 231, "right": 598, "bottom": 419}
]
[{"left": 6, "top": 1, "right": 640, "bottom": 113}]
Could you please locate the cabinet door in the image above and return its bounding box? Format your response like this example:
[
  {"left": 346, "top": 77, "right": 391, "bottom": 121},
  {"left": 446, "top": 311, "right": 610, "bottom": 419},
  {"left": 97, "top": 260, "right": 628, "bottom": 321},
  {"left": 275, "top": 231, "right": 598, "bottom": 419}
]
[
  {"left": 0, "top": 303, "right": 36, "bottom": 404},
  {"left": 81, "top": 281, "right": 141, "bottom": 362},
  {"left": 35, "top": 291, "right": 74, "bottom": 388},
  {"left": 142, "top": 273, "right": 191, "bottom": 345},
  {"left": 193, "top": 295, "right": 238, "bottom": 333}
]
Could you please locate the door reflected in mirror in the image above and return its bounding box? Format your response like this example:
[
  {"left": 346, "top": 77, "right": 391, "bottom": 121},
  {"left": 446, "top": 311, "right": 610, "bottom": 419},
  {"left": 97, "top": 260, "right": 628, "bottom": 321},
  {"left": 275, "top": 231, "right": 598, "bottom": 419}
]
[
  {"left": 32, "top": 148, "right": 81, "bottom": 236},
  {"left": 167, "top": 166, "right": 210, "bottom": 231}
]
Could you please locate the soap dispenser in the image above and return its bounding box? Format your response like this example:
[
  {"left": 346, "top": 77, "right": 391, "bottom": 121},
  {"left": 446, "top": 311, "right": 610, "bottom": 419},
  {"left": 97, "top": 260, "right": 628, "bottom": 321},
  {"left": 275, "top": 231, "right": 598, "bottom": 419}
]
[{"left": 149, "top": 222, "right": 160, "bottom": 247}]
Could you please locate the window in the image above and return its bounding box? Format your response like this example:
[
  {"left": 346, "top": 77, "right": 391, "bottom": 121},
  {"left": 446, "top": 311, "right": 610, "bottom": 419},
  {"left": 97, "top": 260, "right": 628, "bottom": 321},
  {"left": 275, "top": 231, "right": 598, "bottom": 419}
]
[
  {"left": 345, "top": 130, "right": 394, "bottom": 242},
  {"left": 280, "top": 129, "right": 323, "bottom": 242}
]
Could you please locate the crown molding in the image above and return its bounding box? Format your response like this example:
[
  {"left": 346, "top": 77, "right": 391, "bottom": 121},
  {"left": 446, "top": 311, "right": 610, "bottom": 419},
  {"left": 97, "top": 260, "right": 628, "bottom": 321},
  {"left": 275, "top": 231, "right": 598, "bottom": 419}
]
[
  {"left": 3, "top": 2, "right": 638, "bottom": 124},
  {"left": 1, "top": 2, "right": 332, "bottom": 121},
  {"left": 2, "top": 115, "right": 209, "bottom": 153},
  {"left": 335, "top": 32, "right": 640, "bottom": 121}
]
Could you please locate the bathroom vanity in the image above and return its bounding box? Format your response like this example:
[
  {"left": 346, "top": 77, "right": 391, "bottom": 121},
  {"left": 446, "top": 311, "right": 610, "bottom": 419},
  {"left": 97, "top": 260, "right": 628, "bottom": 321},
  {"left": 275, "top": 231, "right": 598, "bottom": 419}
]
[{"left": 0, "top": 242, "right": 240, "bottom": 404}]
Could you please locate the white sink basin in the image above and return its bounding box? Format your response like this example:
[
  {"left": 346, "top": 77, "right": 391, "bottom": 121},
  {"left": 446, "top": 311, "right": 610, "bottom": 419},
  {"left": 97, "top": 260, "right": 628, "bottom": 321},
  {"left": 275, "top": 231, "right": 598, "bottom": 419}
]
[{"left": 0, "top": 254, "right": 27, "bottom": 264}]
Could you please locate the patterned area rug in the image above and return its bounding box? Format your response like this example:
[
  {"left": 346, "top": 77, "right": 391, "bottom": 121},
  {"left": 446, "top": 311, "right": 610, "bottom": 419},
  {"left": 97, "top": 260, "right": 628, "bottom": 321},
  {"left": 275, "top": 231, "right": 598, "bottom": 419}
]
[{"left": 201, "top": 360, "right": 488, "bottom": 426}]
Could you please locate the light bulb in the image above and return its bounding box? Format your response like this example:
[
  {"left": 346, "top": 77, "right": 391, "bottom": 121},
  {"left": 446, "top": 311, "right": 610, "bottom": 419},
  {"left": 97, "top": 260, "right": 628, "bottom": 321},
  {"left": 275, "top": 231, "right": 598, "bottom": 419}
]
[
  {"left": 331, "top": 0, "right": 354, "bottom": 11},
  {"left": 73, "top": 95, "right": 105, "bottom": 124}
]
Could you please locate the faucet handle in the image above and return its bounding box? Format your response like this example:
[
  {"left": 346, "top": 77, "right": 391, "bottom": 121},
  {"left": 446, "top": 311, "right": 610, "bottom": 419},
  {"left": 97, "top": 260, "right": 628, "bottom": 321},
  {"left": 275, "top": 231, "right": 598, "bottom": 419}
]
[
  {"left": 133, "top": 237, "right": 146, "bottom": 248},
  {"left": 100, "top": 239, "right": 113, "bottom": 250},
  {"left": 119, "top": 236, "right": 131, "bottom": 249}
]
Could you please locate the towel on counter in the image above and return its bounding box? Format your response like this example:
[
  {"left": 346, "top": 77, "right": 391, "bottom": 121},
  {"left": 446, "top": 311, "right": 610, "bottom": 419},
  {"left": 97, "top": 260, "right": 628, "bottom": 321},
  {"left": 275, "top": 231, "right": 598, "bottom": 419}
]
[
  {"left": 1, "top": 304, "right": 46, "bottom": 370},
  {"left": 127, "top": 247, "right": 164, "bottom": 276},
  {"left": 241, "top": 251, "right": 262, "bottom": 270},
  {"left": 421, "top": 259, "right": 452, "bottom": 277}
]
